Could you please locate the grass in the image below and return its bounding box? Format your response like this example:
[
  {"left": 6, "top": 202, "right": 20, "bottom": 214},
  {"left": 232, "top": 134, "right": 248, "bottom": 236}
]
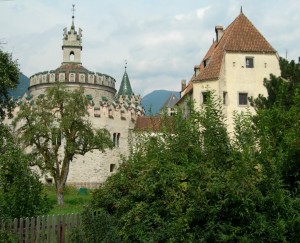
[{"left": 45, "top": 185, "right": 92, "bottom": 215}]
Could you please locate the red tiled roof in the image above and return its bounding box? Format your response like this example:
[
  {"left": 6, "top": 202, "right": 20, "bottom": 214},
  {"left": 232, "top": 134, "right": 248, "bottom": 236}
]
[
  {"left": 55, "top": 63, "right": 90, "bottom": 73},
  {"left": 134, "top": 116, "right": 174, "bottom": 132},
  {"left": 193, "top": 12, "right": 276, "bottom": 82}
]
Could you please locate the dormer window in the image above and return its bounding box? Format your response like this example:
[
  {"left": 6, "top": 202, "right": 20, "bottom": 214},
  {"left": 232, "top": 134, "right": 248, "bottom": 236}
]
[{"left": 246, "top": 57, "right": 254, "bottom": 68}]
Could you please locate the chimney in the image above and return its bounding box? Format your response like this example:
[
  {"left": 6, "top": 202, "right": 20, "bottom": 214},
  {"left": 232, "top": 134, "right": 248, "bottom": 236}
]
[
  {"left": 181, "top": 79, "right": 186, "bottom": 91},
  {"left": 215, "top": 25, "right": 224, "bottom": 43},
  {"left": 194, "top": 65, "right": 200, "bottom": 76}
]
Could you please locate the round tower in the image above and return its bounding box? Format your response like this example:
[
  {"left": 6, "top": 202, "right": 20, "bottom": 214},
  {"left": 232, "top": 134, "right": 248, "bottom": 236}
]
[{"left": 28, "top": 6, "right": 116, "bottom": 102}]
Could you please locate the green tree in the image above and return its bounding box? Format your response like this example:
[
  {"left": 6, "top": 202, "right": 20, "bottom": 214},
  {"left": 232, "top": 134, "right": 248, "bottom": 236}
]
[
  {"left": 251, "top": 58, "right": 300, "bottom": 193},
  {"left": 13, "top": 83, "right": 113, "bottom": 205},
  {"left": 86, "top": 94, "right": 300, "bottom": 242},
  {"left": 0, "top": 49, "right": 19, "bottom": 120},
  {"left": 0, "top": 125, "right": 50, "bottom": 219}
]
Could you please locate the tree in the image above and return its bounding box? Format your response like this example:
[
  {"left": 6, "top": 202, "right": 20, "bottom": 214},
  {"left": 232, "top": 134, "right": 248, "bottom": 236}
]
[
  {"left": 0, "top": 125, "right": 50, "bottom": 218},
  {"left": 250, "top": 58, "right": 300, "bottom": 193},
  {"left": 13, "top": 83, "right": 113, "bottom": 205},
  {"left": 0, "top": 49, "right": 19, "bottom": 120},
  {"left": 86, "top": 94, "right": 300, "bottom": 242}
]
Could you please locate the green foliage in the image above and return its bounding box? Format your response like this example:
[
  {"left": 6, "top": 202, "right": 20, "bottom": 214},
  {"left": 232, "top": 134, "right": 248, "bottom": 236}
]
[
  {"left": 69, "top": 209, "right": 121, "bottom": 243},
  {"left": 0, "top": 50, "right": 19, "bottom": 120},
  {"left": 251, "top": 58, "right": 300, "bottom": 193},
  {"left": 0, "top": 125, "right": 50, "bottom": 219},
  {"left": 0, "top": 228, "right": 17, "bottom": 243},
  {"left": 13, "top": 83, "right": 113, "bottom": 205},
  {"left": 86, "top": 94, "right": 300, "bottom": 241}
]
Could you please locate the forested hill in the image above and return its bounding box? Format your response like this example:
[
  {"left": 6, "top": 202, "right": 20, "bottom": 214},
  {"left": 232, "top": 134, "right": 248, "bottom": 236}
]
[
  {"left": 141, "top": 90, "right": 180, "bottom": 115},
  {"left": 9, "top": 73, "right": 30, "bottom": 99}
]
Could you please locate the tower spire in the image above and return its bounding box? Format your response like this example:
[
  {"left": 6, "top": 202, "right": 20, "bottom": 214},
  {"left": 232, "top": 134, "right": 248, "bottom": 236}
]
[
  {"left": 240, "top": 6, "right": 243, "bottom": 14},
  {"left": 71, "top": 4, "right": 75, "bottom": 29}
]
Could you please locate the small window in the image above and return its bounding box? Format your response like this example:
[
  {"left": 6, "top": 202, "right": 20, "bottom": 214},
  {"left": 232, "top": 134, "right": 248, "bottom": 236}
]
[
  {"left": 202, "top": 92, "right": 210, "bottom": 104},
  {"left": 223, "top": 92, "right": 227, "bottom": 105},
  {"left": 110, "top": 164, "right": 116, "bottom": 173},
  {"left": 113, "top": 133, "right": 120, "bottom": 147},
  {"left": 233, "top": 62, "right": 236, "bottom": 67},
  {"left": 52, "top": 130, "right": 61, "bottom": 146},
  {"left": 246, "top": 57, "right": 254, "bottom": 68},
  {"left": 239, "top": 93, "right": 248, "bottom": 105}
]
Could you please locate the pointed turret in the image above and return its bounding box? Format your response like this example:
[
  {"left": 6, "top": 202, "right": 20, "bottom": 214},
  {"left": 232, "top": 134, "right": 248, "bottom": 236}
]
[{"left": 117, "top": 66, "right": 134, "bottom": 97}]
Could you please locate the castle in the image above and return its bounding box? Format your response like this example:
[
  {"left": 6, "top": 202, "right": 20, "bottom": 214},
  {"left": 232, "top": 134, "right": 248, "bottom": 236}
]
[
  {"left": 9, "top": 8, "right": 281, "bottom": 186},
  {"left": 13, "top": 8, "right": 144, "bottom": 187}
]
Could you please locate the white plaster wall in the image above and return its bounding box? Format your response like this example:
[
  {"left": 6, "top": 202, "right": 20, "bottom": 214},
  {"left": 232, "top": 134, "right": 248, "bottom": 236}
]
[{"left": 191, "top": 52, "right": 280, "bottom": 133}]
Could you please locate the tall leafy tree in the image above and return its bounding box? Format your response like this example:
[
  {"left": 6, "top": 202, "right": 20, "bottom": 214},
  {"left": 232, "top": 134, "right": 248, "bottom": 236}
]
[
  {"left": 0, "top": 49, "right": 19, "bottom": 120},
  {"left": 13, "top": 83, "right": 113, "bottom": 205},
  {"left": 0, "top": 125, "right": 50, "bottom": 218},
  {"left": 251, "top": 58, "right": 300, "bottom": 193}
]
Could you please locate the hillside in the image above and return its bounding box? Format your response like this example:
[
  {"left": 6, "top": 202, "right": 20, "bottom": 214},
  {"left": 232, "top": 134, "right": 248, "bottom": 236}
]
[
  {"left": 9, "top": 73, "right": 30, "bottom": 99},
  {"left": 141, "top": 90, "right": 180, "bottom": 115}
]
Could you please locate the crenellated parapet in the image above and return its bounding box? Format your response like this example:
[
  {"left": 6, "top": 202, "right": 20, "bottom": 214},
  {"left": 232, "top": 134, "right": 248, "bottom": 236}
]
[
  {"left": 29, "top": 66, "right": 116, "bottom": 89},
  {"left": 87, "top": 94, "right": 144, "bottom": 121}
]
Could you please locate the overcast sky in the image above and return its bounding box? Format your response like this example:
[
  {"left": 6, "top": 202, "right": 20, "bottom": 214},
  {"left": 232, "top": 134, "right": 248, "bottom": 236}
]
[{"left": 1, "top": 0, "right": 299, "bottom": 96}]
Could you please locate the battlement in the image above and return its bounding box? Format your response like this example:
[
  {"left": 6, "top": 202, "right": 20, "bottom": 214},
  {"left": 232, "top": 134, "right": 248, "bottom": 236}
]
[
  {"left": 29, "top": 69, "right": 116, "bottom": 89},
  {"left": 16, "top": 92, "right": 144, "bottom": 122}
]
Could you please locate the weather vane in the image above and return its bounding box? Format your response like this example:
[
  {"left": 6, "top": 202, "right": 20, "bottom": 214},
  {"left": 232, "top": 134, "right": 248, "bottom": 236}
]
[{"left": 125, "top": 59, "right": 127, "bottom": 71}]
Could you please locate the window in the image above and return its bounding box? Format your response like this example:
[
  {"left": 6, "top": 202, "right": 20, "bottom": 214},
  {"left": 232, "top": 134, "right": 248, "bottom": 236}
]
[
  {"left": 223, "top": 92, "right": 227, "bottom": 105},
  {"left": 69, "top": 51, "right": 75, "bottom": 61},
  {"left": 113, "top": 133, "right": 120, "bottom": 147},
  {"left": 202, "top": 92, "right": 210, "bottom": 104},
  {"left": 245, "top": 57, "right": 254, "bottom": 68},
  {"left": 110, "top": 164, "right": 116, "bottom": 173},
  {"left": 239, "top": 93, "right": 248, "bottom": 105},
  {"left": 52, "top": 129, "right": 61, "bottom": 146}
]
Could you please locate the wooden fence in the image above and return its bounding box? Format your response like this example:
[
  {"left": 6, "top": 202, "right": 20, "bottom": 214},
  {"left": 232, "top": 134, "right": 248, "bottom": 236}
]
[{"left": 1, "top": 213, "right": 81, "bottom": 243}]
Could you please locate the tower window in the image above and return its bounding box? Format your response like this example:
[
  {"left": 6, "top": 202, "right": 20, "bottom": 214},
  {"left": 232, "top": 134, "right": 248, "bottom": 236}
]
[
  {"left": 69, "top": 51, "right": 75, "bottom": 61},
  {"left": 113, "top": 133, "right": 121, "bottom": 147},
  {"left": 110, "top": 164, "right": 116, "bottom": 173}
]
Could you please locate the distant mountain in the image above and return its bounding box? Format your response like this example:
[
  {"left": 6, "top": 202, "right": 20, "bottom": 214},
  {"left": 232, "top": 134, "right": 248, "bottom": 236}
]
[
  {"left": 9, "top": 73, "right": 30, "bottom": 99},
  {"left": 141, "top": 90, "right": 180, "bottom": 116}
]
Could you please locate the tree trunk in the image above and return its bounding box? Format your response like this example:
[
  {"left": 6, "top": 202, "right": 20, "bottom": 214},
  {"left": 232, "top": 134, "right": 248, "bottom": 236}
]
[{"left": 57, "top": 182, "right": 64, "bottom": 205}]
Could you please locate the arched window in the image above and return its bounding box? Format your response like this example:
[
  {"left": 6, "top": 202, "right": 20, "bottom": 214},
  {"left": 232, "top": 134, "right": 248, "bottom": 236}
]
[{"left": 69, "top": 51, "right": 75, "bottom": 61}]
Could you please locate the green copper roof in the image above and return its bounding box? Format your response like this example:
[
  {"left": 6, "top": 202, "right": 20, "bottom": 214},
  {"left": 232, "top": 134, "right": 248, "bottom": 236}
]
[{"left": 117, "top": 71, "right": 134, "bottom": 96}]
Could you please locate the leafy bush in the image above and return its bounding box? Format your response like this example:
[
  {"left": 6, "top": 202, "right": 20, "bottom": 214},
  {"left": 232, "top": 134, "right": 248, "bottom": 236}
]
[
  {"left": 0, "top": 125, "right": 51, "bottom": 219},
  {"left": 85, "top": 94, "right": 300, "bottom": 241}
]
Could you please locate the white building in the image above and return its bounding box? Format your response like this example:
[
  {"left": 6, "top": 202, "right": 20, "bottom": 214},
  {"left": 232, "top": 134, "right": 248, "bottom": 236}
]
[{"left": 178, "top": 10, "right": 281, "bottom": 131}]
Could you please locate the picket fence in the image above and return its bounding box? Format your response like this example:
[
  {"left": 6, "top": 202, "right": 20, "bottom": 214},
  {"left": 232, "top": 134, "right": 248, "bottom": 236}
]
[{"left": 1, "top": 213, "right": 81, "bottom": 243}]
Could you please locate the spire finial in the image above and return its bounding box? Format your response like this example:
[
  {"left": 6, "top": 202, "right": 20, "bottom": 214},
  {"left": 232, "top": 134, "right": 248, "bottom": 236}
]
[
  {"left": 71, "top": 4, "right": 75, "bottom": 28},
  {"left": 240, "top": 6, "right": 243, "bottom": 14},
  {"left": 125, "top": 59, "right": 127, "bottom": 71}
]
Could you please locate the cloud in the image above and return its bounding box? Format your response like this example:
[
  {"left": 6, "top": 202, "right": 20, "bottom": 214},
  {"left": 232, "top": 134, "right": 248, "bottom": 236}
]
[
  {"left": 196, "top": 6, "right": 211, "bottom": 19},
  {"left": 1, "top": 0, "right": 300, "bottom": 96}
]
